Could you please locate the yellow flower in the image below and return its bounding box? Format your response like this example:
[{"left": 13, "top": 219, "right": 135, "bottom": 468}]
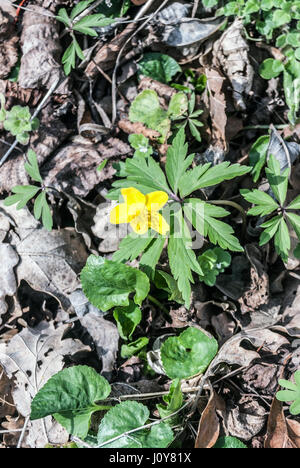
[{"left": 110, "top": 187, "right": 169, "bottom": 235}]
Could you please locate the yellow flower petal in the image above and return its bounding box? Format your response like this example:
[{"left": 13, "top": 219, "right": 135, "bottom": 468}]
[
  {"left": 110, "top": 203, "right": 131, "bottom": 224},
  {"left": 130, "top": 209, "right": 149, "bottom": 235},
  {"left": 149, "top": 211, "right": 169, "bottom": 235},
  {"left": 121, "top": 187, "right": 145, "bottom": 206},
  {"left": 145, "top": 191, "right": 168, "bottom": 212}
]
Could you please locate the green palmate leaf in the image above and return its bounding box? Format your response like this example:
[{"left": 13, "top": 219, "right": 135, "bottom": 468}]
[
  {"left": 249, "top": 135, "right": 270, "bottom": 182},
  {"left": 154, "top": 270, "right": 184, "bottom": 304},
  {"left": 161, "top": 327, "right": 218, "bottom": 379},
  {"left": 125, "top": 154, "right": 171, "bottom": 194},
  {"left": 165, "top": 128, "right": 194, "bottom": 195},
  {"left": 287, "top": 195, "right": 300, "bottom": 210},
  {"left": 168, "top": 210, "right": 202, "bottom": 307},
  {"left": 97, "top": 401, "right": 174, "bottom": 448},
  {"left": 112, "top": 233, "right": 153, "bottom": 263},
  {"left": 140, "top": 236, "right": 166, "bottom": 279},
  {"left": 274, "top": 217, "right": 290, "bottom": 262},
  {"left": 73, "top": 37, "right": 85, "bottom": 60},
  {"left": 138, "top": 53, "right": 181, "bottom": 84},
  {"left": 259, "top": 215, "right": 282, "bottom": 245},
  {"left": 265, "top": 154, "right": 289, "bottom": 206},
  {"left": 81, "top": 255, "right": 150, "bottom": 311},
  {"left": 198, "top": 247, "right": 231, "bottom": 287},
  {"left": 240, "top": 189, "right": 279, "bottom": 216},
  {"left": 286, "top": 212, "right": 300, "bottom": 239},
  {"left": 156, "top": 379, "right": 183, "bottom": 420},
  {"left": 31, "top": 366, "right": 111, "bottom": 438},
  {"left": 70, "top": 0, "right": 95, "bottom": 20},
  {"left": 184, "top": 199, "right": 244, "bottom": 251},
  {"left": 25, "top": 150, "right": 42, "bottom": 183},
  {"left": 56, "top": 7, "right": 71, "bottom": 26},
  {"left": 213, "top": 436, "right": 247, "bottom": 449},
  {"left": 129, "top": 134, "right": 153, "bottom": 158},
  {"left": 33, "top": 191, "right": 53, "bottom": 231},
  {"left": 276, "top": 370, "right": 300, "bottom": 415},
  {"left": 73, "top": 14, "right": 114, "bottom": 35},
  {"left": 62, "top": 42, "right": 76, "bottom": 75},
  {"left": 121, "top": 337, "right": 149, "bottom": 358},
  {"left": 4, "top": 185, "right": 40, "bottom": 210},
  {"left": 179, "top": 162, "right": 250, "bottom": 198},
  {"left": 113, "top": 301, "right": 142, "bottom": 341}
]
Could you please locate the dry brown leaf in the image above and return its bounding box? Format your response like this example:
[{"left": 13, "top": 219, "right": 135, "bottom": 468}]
[
  {"left": 213, "top": 18, "right": 254, "bottom": 111},
  {"left": 92, "top": 202, "right": 128, "bottom": 253},
  {"left": 265, "top": 398, "right": 300, "bottom": 448},
  {"left": 42, "top": 136, "right": 130, "bottom": 198},
  {"left": 0, "top": 243, "right": 19, "bottom": 321},
  {"left": 0, "top": 202, "right": 88, "bottom": 312},
  {"left": 0, "top": 365, "right": 15, "bottom": 418},
  {"left": 195, "top": 389, "right": 225, "bottom": 448},
  {"left": 18, "top": 5, "right": 67, "bottom": 92},
  {"left": 80, "top": 313, "right": 119, "bottom": 378},
  {"left": 225, "top": 398, "right": 266, "bottom": 441},
  {"left": 85, "top": 23, "right": 136, "bottom": 78},
  {"left": 204, "top": 68, "right": 227, "bottom": 151},
  {"left": 119, "top": 120, "right": 161, "bottom": 140},
  {"left": 0, "top": 5, "right": 18, "bottom": 79}
]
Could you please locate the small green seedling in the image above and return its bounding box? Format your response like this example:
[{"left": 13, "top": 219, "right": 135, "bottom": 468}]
[
  {"left": 56, "top": 0, "right": 115, "bottom": 75},
  {"left": 172, "top": 92, "right": 203, "bottom": 142},
  {"left": 241, "top": 154, "right": 300, "bottom": 262},
  {"left": 276, "top": 370, "right": 300, "bottom": 415},
  {"left": 129, "top": 134, "right": 153, "bottom": 158},
  {"left": 4, "top": 150, "right": 53, "bottom": 231},
  {"left": 198, "top": 247, "right": 231, "bottom": 287},
  {"left": 0, "top": 94, "right": 39, "bottom": 145}
]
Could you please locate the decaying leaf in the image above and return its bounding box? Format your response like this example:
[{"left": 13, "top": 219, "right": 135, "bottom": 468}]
[
  {"left": 265, "top": 398, "right": 300, "bottom": 448},
  {"left": 42, "top": 137, "right": 130, "bottom": 198},
  {"left": 80, "top": 313, "right": 119, "bottom": 378},
  {"left": 0, "top": 243, "right": 19, "bottom": 321},
  {"left": 0, "top": 5, "right": 18, "bottom": 79},
  {"left": 195, "top": 388, "right": 225, "bottom": 448},
  {"left": 224, "top": 398, "right": 266, "bottom": 441},
  {"left": 203, "top": 68, "right": 227, "bottom": 152},
  {"left": 0, "top": 321, "right": 90, "bottom": 447},
  {"left": 92, "top": 202, "right": 128, "bottom": 253},
  {"left": 18, "top": 5, "right": 67, "bottom": 92},
  {"left": 0, "top": 202, "right": 88, "bottom": 312},
  {"left": 213, "top": 19, "right": 254, "bottom": 111}
]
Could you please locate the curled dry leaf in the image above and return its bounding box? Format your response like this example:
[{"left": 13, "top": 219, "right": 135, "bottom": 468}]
[
  {"left": 0, "top": 243, "right": 19, "bottom": 321},
  {"left": 0, "top": 5, "right": 18, "bottom": 79},
  {"left": 92, "top": 202, "right": 128, "bottom": 253},
  {"left": 195, "top": 388, "right": 225, "bottom": 448},
  {"left": 0, "top": 321, "right": 90, "bottom": 447},
  {"left": 265, "top": 398, "right": 300, "bottom": 448},
  {"left": 213, "top": 19, "right": 254, "bottom": 112},
  {"left": 80, "top": 313, "right": 119, "bottom": 378},
  {"left": 85, "top": 23, "right": 136, "bottom": 79},
  {"left": 42, "top": 137, "right": 130, "bottom": 198},
  {"left": 119, "top": 120, "right": 161, "bottom": 140},
  {"left": 203, "top": 68, "right": 227, "bottom": 152},
  {"left": 18, "top": 5, "right": 66, "bottom": 91},
  {"left": 224, "top": 398, "right": 266, "bottom": 441},
  {"left": 1, "top": 202, "right": 88, "bottom": 312},
  {"left": 205, "top": 328, "right": 289, "bottom": 380}
]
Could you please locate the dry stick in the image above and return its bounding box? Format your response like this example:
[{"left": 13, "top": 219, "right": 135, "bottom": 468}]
[
  {"left": 111, "top": 0, "right": 170, "bottom": 125},
  {"left": 192, "top": 0, "right": 200, "bottom": 18},
  {"left": 16, "top": 416, "right": 30, "bottom": 449},
  {"left": 0, "top": 429, "right": 23, "bottom": 434},
  {"left": 0, "top": 77, "right": 61, "bottom": 168},
  {"left": 3, "top": 0, "right": 55, "bottom": 18}
]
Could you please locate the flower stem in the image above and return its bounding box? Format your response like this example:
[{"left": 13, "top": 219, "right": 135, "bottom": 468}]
[
  {"left": 148, "top": 294, "right": 169, "bottom": 315},
  {"left": 209, "top": 199, "right": 247, "bottom": 237}
]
